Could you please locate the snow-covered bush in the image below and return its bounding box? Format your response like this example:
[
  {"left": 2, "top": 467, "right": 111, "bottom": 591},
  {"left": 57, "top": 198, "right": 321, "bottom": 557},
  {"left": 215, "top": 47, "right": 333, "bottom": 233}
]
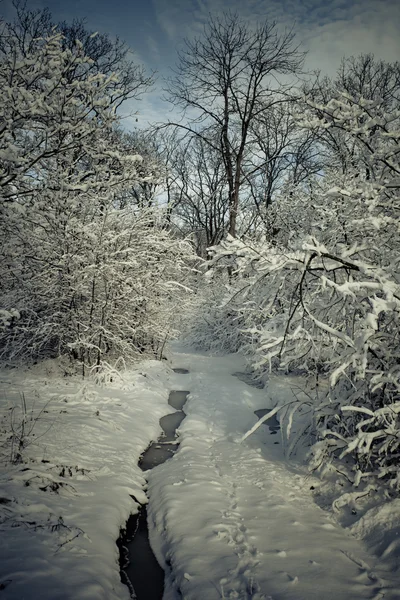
[
  {"left": 0, "top": 28, "right": 196, "bottom": 368},
  {"left": 0, "top": 309, "right": 20, "bottom": 331},
  {"left": 182, "top": 267, "right": 247, "bottom": 353},
  {"left": 186, "top": 79, "right": 400, "bottom": 491},
  {"left": 293, "top": 89, "right": 400, "bottom": 489},
  {"left": 1, "top": 203, "right": 194, "bottom": 366}
]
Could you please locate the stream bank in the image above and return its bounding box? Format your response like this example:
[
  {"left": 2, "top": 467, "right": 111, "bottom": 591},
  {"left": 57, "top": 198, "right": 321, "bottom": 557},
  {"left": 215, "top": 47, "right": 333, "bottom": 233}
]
[{"left": 118, "top": 371, "right": 190, "bottom": 600}]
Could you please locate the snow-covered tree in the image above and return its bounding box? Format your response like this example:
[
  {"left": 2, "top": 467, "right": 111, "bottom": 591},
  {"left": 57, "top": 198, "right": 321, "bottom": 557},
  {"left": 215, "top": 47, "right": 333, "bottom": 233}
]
[
  {"left": 0, "top": 23, "right": 195, "bottom": 369},
  {"left": 185, "top": 55, "right": 400, "bottom": 491}
]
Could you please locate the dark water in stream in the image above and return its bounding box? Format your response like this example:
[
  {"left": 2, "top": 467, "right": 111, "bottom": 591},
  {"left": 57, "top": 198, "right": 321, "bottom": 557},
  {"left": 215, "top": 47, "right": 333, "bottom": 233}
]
[
  {"left": 232, "top": 373, "right": 281, "bottom": 438},
  {"left": 118, "top": 373, "right": 190, "bottom": 600},
  {"left": 254, "top": 408, "right": 281, "bottom": 434}
]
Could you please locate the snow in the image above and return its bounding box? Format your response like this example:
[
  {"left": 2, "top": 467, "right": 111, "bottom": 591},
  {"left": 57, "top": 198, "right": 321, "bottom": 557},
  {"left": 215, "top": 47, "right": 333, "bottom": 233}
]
[
  {"left": 149, "top": 344, "right": 400, "bottom": 600},
  {"left": 0, "top": 359, "right": 176, "bottom": 599},
  {"left": 1, "top": 347, "right": 400, "bottom": 599}
]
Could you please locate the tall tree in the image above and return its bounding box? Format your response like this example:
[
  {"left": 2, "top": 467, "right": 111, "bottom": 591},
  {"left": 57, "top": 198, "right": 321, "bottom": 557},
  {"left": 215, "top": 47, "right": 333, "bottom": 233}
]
[
  {"left": 163, "top": 12, "right": 304, "bottom": 237},
  {"left": 167, "top": 134, "right": 230, "bottom": 256}
]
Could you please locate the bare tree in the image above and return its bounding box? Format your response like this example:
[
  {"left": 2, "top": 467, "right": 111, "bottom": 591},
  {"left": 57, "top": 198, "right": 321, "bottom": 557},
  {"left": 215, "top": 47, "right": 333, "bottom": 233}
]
[
  {"left": 169, "top": 135, "right": 230, "bottom": 256},
  {"left": 246, "top": 102, "right": 322, "bottom": 213},
  {"left": 163, "top": 12, "right": 304, "bottom": 237},
  {"left": 335, "top": 53, "right": 400, "bottom": 109}
]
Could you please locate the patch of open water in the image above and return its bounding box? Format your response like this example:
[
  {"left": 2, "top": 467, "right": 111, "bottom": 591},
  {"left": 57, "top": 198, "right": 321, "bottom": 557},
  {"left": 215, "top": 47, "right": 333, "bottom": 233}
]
[
  {"left": 232, "top": 373, "right": 280, "bottom": 435},
  {"left": 118, "top": 376, "right": 190, "bottom": 600}
]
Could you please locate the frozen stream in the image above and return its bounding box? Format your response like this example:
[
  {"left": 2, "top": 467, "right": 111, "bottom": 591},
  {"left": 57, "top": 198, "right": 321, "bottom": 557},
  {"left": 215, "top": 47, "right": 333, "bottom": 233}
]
[{"left": 118, "top": 371, "right": 190, "bottom": 600}]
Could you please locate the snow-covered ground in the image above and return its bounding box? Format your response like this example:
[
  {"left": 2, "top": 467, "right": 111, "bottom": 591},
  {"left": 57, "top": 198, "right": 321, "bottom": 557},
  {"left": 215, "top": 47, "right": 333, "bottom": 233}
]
[
  {"left": 1, "top": 347, "right": 400, "bottom": 599},
  {"left": 150, "top": 345, "right": 400, "bottom": 600},
  {"left": 0, "top": 358, "right": 176, "bottom": 600}
]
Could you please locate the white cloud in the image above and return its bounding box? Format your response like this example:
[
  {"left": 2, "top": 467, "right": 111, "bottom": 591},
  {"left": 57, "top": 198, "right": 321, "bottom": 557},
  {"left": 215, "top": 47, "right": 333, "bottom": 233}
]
[
  {"left": 131, "top": 0, "right": 400, "bottom": 130},
  {"left": 300, "top": 0, "right": 400, "bottom": 74},
  {"left": 151, "top": 0, "right": 400, "bottom": 76},
  {"left": 145, "top": 34, "right": 162, "bottom": 62}
]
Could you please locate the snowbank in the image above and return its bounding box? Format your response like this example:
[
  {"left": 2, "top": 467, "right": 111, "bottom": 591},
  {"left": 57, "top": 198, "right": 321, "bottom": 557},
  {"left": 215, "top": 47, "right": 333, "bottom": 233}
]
[{"left": 0, "top": 359, "right": 175, "bottom": 599}]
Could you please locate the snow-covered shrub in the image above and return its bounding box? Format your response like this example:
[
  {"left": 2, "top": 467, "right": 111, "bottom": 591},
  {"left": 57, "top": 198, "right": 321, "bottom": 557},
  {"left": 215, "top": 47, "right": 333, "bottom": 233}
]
[
  {"left": 0, "top": 309, "right": 20, "bottom": 331},
  {"left": 1, "top": 204, "right": 194, "bottom": 365},
  {"left": 292, "top": 88, "right": 400, "bottom": 488},
  {"left": 188, "top": 83, "right": 400, "bottom": 491},
  {"left": 182, "top": 269, "right": 247, "bottom": 353},
  {"left": 0, "top": 29, "right": 196, "bottom": 368},
  {"left": 3, "top": 392, "right": 52, "bottom": 464}
]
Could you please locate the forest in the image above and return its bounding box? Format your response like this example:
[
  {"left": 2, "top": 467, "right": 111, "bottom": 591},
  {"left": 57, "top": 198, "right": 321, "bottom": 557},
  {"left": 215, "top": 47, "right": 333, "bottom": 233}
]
[{"left": 1, "top": 3, "right": 400, "bottom": 599}]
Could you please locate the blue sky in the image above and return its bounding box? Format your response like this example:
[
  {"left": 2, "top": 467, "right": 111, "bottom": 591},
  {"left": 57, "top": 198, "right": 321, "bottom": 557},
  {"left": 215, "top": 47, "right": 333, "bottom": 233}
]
[{"left": 2, "top": 0, "right": 399, "bottom": 129}]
